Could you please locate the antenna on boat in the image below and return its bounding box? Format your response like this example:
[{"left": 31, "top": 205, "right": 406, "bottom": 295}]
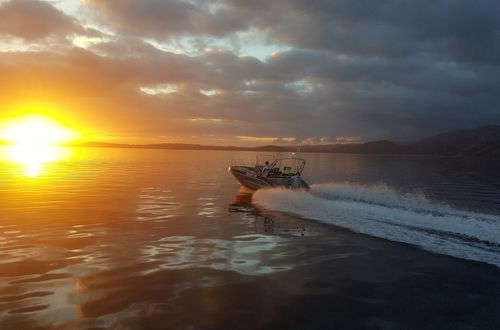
[{"left": 292, "top": 146, "right": 301, "bottom": 158}]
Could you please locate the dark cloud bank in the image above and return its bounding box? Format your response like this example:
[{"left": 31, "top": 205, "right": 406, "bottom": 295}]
[{"left": 1, "top": 0, "right": 499, "bottom": 144}]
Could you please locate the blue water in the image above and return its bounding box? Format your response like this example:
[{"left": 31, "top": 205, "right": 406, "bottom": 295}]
[{"left": 0, "top": 148, "right": 499, "bottom": 329}]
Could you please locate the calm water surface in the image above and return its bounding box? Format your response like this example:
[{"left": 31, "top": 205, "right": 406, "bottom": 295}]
[{"left": 0, "top": 147, "right": 499, "bottom": 329}]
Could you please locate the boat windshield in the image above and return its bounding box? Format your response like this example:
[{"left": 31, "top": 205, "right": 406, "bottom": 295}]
[
  {"left": 256, "top": 154, "right": 276, "bottom": 166},
  {"left": 268, "top": 157, "right": 306, "bottom": 175}
]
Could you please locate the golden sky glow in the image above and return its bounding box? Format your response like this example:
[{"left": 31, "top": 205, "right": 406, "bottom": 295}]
[{"left": 0, "top": 0, "right": 496, "bottom": 146}]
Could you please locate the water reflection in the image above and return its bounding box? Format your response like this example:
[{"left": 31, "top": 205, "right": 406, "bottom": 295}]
[
  {"left": 197, "top": 197, "right": 220, "bottom": 217},
  {"left": 228, "top": 187, "right": 255, "bottom": 213},
  {"left": 229, "top": 188, "right": 312, "bottom": 238},
  {"left": 3, "top": 145, "right": 71, "bottom": 178},
  {"left": 139, "top": 234, "right": 291, "bottom": 275},
  {"left": 136, "top": 187, "right": 180, "bottom": 222},
  {"left": 1, "top": 149, "right": 499, "bottom": 329}
]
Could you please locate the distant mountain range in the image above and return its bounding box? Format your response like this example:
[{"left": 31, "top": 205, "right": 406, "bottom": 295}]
[
  {"left": 2, "top": 125, "right": 499, "bottom": 156},
  {"left": 293, "top": 125, "right": 500, "bottom": 156},
  {"left": 74, "top": 125, "right": 500, "bottom": 156}
]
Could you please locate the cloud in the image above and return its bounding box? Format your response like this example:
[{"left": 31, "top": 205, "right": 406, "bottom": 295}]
[
  {"left": 1, "top": 39, "right": 499, "bottom": 144},
  {"left": 0, "top": 0, "right": 94, "bottom": 41},
  {"left": 225, "top": 0, "right": 500, "bottom": 64},
  {"left": 82, "top": 0, "right": 500, "bottom": 64},
  {"left": 83, "top": 0, "right": 247, "bottom": 40},
  {"left": 1, "top": 1, "right": 499, "bottom": 145}
]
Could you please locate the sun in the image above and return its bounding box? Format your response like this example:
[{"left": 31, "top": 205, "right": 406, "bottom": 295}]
[
  {"left": 1, "top": 115, "right": 78, "bottom": 177},
  {"left": 1, "top": 115, "right": 77, "bottom": 147}
]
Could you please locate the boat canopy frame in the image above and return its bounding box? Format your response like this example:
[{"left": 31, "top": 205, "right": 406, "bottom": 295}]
[{"left": 268, "top": 157, "right": 306, "bottom": 175}]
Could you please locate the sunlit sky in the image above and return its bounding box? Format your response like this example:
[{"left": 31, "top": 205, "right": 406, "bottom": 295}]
[{"left": 1, "top": 0, "right": 499, "bottom": 146}]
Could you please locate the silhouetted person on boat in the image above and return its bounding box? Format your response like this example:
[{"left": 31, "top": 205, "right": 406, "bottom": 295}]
[{"left": 262, "top": 161, "right": 272, "bottom": 176}]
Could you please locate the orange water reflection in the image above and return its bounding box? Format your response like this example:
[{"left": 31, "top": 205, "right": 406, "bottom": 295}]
[{"left": 3, "top": 145, "right": 73, "bottom": 178}]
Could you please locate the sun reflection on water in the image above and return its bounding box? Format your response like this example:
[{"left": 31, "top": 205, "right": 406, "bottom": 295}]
[{"left": 4, "top": 145, "right": 72, "bottom": 178}]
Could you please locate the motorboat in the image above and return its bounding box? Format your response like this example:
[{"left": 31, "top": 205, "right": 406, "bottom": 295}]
[{"left": 229, "top": 154, "right": 310, "bottom": 191}]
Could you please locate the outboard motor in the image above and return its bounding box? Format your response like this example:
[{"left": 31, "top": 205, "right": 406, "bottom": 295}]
[
  {"left": 291, "top": 174, "right": 310, "bottom": 191},
  {"left": 291, "top": 175, "right": 301, "bottom": 189}
]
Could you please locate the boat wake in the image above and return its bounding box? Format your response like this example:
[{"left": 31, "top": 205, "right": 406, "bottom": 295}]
[{"left": 252, "top": 182, "right": 500, "bottom": 267}]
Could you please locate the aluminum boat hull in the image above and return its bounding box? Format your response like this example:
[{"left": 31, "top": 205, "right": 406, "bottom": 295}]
[
  {"left": 230, "top": 167, "right": 272, "bottom": 190},
  {"left": 230, "top": 166, "right": 310, "bottom": 191}
]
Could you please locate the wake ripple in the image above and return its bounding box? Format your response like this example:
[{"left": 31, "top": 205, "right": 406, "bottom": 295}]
[{"left": 253, "top": 183, "right": 500, "bottom": 267}]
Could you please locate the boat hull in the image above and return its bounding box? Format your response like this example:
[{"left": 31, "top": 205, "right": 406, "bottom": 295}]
[
  {"left": 230, "top": 166, "right": 310, "bottom": 191},
  {"left": 230, "top": 168, "right": 272, "bottom": 190}
]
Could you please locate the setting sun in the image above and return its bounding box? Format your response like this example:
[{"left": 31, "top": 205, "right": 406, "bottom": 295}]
[
  {"left": 1, "top": 116, "right": 77, "bottom": 147},
  {"left": 0, "top": 115, "right": 78, "bottom": 177}
]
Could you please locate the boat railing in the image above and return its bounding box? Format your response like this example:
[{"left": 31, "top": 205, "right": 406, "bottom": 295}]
[
  {"left": 230, "top": 156, "right": 307, "bottom": 179},
  {"left": 269, "top": 157, "right": 307, "bottom": 175},
  {"left": 256, "top": 154, "right": 277, "bottom": 166}
]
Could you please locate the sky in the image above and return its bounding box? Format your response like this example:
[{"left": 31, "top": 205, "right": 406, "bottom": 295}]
[{"left": 0, "top": 0, "right": 499, "bottom": 146}]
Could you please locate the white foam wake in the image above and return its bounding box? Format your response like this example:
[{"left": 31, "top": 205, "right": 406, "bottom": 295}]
[{"left": 253, "top": 182, "right": 500, "bottom": 267}]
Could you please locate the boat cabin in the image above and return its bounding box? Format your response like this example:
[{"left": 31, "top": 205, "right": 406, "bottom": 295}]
[{"left": 259, "top": 157, "right": 306, "bottom": 178}]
